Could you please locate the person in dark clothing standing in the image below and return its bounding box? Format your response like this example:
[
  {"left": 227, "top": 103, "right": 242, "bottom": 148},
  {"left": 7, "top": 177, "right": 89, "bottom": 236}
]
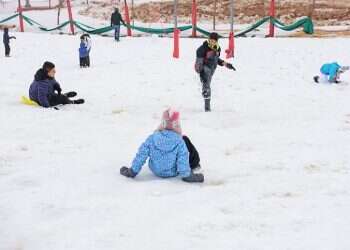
[
  {"left": 195, "top": 32, "right": 236, "bottom": 112},
  {"left": 110, "top": 8, "right": 125, "bottom": 41},
  {"left": 29, "top": 61, "right": 85, "bottom": 108},
  {"left": 3, "top": 28, "right": 16, "bottom": 57}
]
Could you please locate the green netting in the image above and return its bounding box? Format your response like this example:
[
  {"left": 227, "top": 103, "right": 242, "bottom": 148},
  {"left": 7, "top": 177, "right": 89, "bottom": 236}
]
[
  {"left": 21, "top": 15, "right": 70, "bottom": 31},
  {"left": 74, "top": 21, "right": 114, "bottom": 34},
  {"left": 73, "top": 21, "right": 192, "bottom": 34},
  {"left": 38, "top": 21, "right": 70, "bottom": 31},
  {"left": 1, "top": 14, "right": 313, "bottom": 36},
  {"left": 235, "top": 16, "right": 271, "bottom": 37},
  {"left": 123, "top": 24, "right": 192, "bottom": 34},
  {"left": 195, "top": 26, "right": 224, "bottom": 38},
  {"left": 0, "top": 13, "right": 19, "bottom": 24},
  {"left": 22, "top": 15, "right": 44, "bottom": 26},
  {"left": 271, "top": 17, "right": 314, "bottom": 34},
  {"left": 196, "top": 16, "right": 313, "bottom": 37}
]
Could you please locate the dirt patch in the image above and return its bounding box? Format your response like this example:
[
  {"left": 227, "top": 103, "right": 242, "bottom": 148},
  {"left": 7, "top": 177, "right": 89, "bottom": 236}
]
[{"left": 79, "top": 0, "right": 350, "bottom": 26}]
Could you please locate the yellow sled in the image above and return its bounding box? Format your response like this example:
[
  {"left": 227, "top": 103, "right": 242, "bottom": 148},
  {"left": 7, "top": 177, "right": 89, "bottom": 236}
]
[{"left": 21, "top": 96, "right": 39, "bottom": 106}]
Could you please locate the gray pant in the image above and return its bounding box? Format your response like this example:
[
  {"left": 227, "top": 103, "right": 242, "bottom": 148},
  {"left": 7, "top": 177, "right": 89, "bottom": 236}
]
[
  {"left": 114, "top": 25, "right": 121, "bottom": 41},
  {"left": 200, "top": 66, "right": 214, "bottom": 99}
]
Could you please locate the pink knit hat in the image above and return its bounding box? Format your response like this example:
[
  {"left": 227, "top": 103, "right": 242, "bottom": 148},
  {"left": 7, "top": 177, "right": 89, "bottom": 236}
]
[{"left": 157, "top": 108, "right": 182, "bottom": 134}]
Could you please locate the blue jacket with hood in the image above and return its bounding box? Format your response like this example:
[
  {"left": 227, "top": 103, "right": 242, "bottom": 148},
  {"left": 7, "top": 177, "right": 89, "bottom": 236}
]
[
  {"left": 130, "top": 130, "right": 191, "bottom": 178},
  {"left": 320, "top": 62, "right": 341, "bottom": 81}
]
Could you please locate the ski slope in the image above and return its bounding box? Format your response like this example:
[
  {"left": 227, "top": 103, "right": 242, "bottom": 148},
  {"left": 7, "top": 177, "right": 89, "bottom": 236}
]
[{"left": 0, "top": 32, "right": 350, "bottom": 250}]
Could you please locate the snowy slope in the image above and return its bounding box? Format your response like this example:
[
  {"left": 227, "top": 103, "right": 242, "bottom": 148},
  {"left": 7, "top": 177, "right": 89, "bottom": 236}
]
[{"left": 0, "top": 33, "right": 350, "bottom": 250}]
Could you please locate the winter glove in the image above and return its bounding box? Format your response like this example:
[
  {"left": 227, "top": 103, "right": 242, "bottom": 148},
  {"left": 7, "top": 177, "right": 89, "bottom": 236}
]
[
  {"left": 225, "top": 63, "right": 236, "bottom": 71},
  {"left": 54, "top": 83, "right": 62, "bottom": 95},
  {"left": 195, "top": 58, "right": 204, "bottom": 73},
  {"left": 182, "top": 173, "right": 204, "bottom": 183},
  {"left": 120, "top": 166, "right": 137, "bottom": 178}
]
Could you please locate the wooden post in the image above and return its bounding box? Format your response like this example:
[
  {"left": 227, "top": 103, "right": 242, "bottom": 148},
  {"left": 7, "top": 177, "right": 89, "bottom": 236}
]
[
  {"left": 173, "top": 0, "right": 179, "bottom": 58},
  {"left": 131, "top": 0, "right": 134, "bottom": 26},
  {"left": 268, "top": 0, "right": 275, "bottom": 37},
  {"left": 191, "top": 0, "right": 197, "bottom": 37},
  {"left": 124, "top": 0, "right": 132, "bottom": 36},
  {"left": 17, "top": 0, "right": 24, "bottom": 32},
  {"left": 66, "top": 0, "right": 75, "bottom": 34},
  {"left": 225, "top": 0, "right": 234, "bottom": 58}
]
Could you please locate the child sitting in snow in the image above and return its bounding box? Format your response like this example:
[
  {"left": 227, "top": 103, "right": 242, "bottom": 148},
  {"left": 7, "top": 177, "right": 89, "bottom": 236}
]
[
  {"left": 120, "top": 108, "right": 204, "bottom": 183},
  {"left": 3, "top": 27, "right": 16, "bottom": 57},
  {"left": 79, "top": 34, "right": 91, "bottom": 68},
  {"left": 314, "top": 62, "right": 349, "bottom": 84},
  {"left": 29, "top": 61, "right": 85, "bottom": 107}
]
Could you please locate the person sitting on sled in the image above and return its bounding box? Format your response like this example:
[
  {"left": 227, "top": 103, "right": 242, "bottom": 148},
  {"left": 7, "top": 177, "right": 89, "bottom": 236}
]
[
  {"left": 29, "top": 61, "right": 85, "bottom": 108},
  {"left": 120, "top": 108, "right": 204, "bottom": 183},
  {"left": 314, "top": 62, "right": 349, "bottom": 84}
]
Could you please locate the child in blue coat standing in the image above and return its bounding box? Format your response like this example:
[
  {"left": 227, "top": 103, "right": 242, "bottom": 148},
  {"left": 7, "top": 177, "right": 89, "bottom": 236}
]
[
  {"left": 314, "top": 62, "right": 349, "bottom": 83},
  {"left": 79, "top": 34, "right": 91, "bottom": 68},
  {"left": 120, "top": 108, "right": 204, "bottom": 183}
]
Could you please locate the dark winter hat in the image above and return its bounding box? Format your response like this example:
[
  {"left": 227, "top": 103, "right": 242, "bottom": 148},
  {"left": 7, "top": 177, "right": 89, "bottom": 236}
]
[
  {"left": 209, "top": 32, "right": 219, "bottom": 41},
  {"left": 4, "top": 27, "right": 8, "bottom": 32},
  {"left": 42, "top": 61, "right": 55, "bottom": 72}
]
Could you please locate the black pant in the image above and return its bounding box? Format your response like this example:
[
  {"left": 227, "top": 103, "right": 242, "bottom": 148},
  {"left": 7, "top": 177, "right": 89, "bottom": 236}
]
[
  {"left": 49, "top": 94, "right": 72, "bottom": 106},
  {"left": 80, "top": 56, "right": 89, "bottom": 67},
  {"left": 200, "top": 66, "right": 215, "bottom": 99},
  {"left": 4, "top": 43, "right": 10, "bottom": 56},
  {"left": 183, "top": 136, "right": 200, "bottom": 169}
]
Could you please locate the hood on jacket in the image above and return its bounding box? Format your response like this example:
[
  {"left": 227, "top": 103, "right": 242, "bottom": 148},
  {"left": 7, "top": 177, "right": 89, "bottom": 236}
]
[
  {"left": 34, "top": 68, "right": 53, "bottom": 81},
  {"left": 152, "top": 130, "right": 182, "bottom": 153}
]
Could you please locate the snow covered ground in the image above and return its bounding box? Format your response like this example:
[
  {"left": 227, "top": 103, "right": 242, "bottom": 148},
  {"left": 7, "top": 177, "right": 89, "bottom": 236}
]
[{"left": 1, "top": 32, "right": 350, "bottom": 250}]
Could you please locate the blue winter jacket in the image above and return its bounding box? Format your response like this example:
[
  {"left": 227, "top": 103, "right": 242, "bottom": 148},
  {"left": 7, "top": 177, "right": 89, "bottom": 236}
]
[
  {"left": 29, "top": 69, "right": 61, "bottom": 108},
  {"left": 79, "top": 42, "right": 89, "bottom": 58},
  {"left": 131, "top": 130, "right": 192, "bottom": 178},
  {"left": 320, "top": 62, "right": 341, "bottom": 82}
]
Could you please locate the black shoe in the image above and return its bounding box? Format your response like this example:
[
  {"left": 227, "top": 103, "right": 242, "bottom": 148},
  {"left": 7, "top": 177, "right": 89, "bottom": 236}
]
[
  {"left": 313, "top": 76, "right": 319, "bottom": 83},
  {"left": 72, "top": 99, "right": 84, "bottom": 104},
  {"left": 204, "top": 99, "right": 211, "bottom": 112},
  {"left": 64, "top": 91, "right": 77, "bottom": 98}
]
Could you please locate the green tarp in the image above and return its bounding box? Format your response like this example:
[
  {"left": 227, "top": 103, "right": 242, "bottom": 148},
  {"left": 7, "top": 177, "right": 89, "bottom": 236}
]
[
  {"left": 0, "top": 13, "right": 19, "bottom": 24},
  {"left": 0, "top": 14, "right": 314, "bottom": 36}
]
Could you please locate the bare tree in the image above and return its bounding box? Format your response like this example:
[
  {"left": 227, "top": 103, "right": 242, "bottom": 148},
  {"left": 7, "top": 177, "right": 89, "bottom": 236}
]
[
  {"left": 309, "top": 0, "right": 316, "bottom": 17},
  {"left": 24, "top": 0, "right": 31, "bottom": 8}
]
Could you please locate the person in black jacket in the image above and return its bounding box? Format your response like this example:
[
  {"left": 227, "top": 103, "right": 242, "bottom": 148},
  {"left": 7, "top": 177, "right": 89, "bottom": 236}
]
[
  {"left": 110, "top": 8, "right": 125, "bottom": 41},
  {"left": 195, "top": 32, "right": 235, "bottom": 112},
  {"left": 29, "top": 61, "right": 85, "bottom": 108},
  {"left": 3, "top": 28, "right": 16, "bottom": 57}
]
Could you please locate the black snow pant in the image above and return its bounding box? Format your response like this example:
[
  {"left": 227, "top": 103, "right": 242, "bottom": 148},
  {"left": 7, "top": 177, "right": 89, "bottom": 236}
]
[
  {"left": 49, "top": 94, "right": 72, "bottom": 106},
  {"left": 4, "top": 43, "right": 10, "bottom": 56},
  {"left": 80, "top": 56, "right": 89, "bottom": 67},
  {"left": 86, "top": 56, "right": 90, "bottom": 67},
  {"left": 200, "top": 66, "right": 214, "bottom": 99},
  {"left": 183, "top": 135, "right": 200, "bottom": 169}
]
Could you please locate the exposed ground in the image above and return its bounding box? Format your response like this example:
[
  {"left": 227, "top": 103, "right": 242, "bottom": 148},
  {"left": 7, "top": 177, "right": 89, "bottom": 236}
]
[{"left": 79, "top": 0, "right": 350, "bottom": 26}]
